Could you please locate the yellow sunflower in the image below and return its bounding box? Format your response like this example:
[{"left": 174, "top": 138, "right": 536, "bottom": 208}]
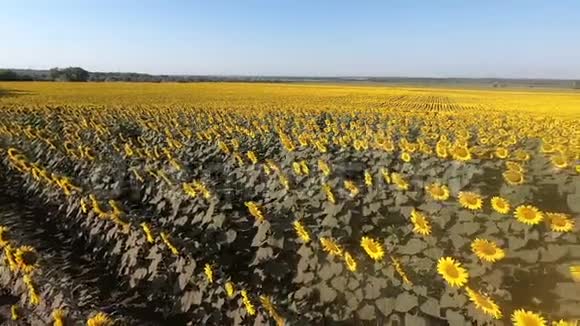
[
  {"left": 360, "top": 236, "right": 385, "bottom": 261},
  {"left": 343, "top": 251, "right": 357, "bottom": 272},
  {"left": 458, "top": 191, "right": 483, "bottom": 210},
  {"left": 506, "top": 161, "right": 524, "bottom": 172},
  {"left": 551, "top": 155, "right": 568, "bottom": 169},
  {"left": 495, "top": 147, "right": 509, "bottom": 159},
  {"left": 426, "top": 183, "right": 450, "bottom": 201},
  {"left": 391, "top": 173, "right": 409, "bottom": 191},
  {"left": 437, "top": 256, "right": 469, "bottom": 287},
  {"left": 511, "top": 309, "right": 546, "bottom": 326},
  {"left": 465, "top": 287, "right": 502, "bottom": 319},
  {"left": 293, "top": 220, "right": 311, "bottom": 243},
  {"left": 401, "top": 151, "right": 411, "bottom": 163},
  {"left": 245, "top": 201, "right": 265, "bottom": 222},
  {"left": 344, "top": 180, "right": 360, "bottom": 197},
  {"left": 52, "top": 309, "right": 67, "bottom": 326},
  {"left": 320, "top": 237, "right": 343, "bottom": 257},
  {"left": 364, "top": 170, "right": 373, "bottom": 187},
  {"left": 514, "top": 205, "right": 544, "bottom": 225},
  {"left": 410, "top": 209, "right": 431, "bottom": 236},
  {"left": 14, "top": 245, "right": 39, "bottom": 274},
  {"left": 546, "top": 213, "right": 575, "bottom": 232},
  {"left": 471, "top": 238, "right": 505, "bottom": 263},
  {"left": 503, "top": 170, "right": 525, "bottom": 185},
  {"left": 451, "top": 145, "right": 472, "bottom": 161},
  {"left": 322, "top": 183, "right": 336, "bottom": 204},
  {"left": 225, "top": 281, "right": 236, "bottom": 298},
  {"left": 571, "top": 265, "right": 580, "bottom": 282},
  {"left": 204, "top": 263, "right": 213, "bottom": 283},
  {"left": 491, "top": 196, "right": 511, "bottom": 214},
  {"left": 514, "top": 150, "right": 530, "bottom": 161},
  {"left": 87, "top": 312, "right": 113, "bottom": 326}
]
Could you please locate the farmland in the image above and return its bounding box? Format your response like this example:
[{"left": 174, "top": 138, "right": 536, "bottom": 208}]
[{"left": 0, "top": 81, "right": 579, "bottom": 325}]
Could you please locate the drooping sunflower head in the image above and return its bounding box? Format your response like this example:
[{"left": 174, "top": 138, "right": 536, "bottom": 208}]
[
  {"left": 343, "top": 251, "right": 357, "bottom": 272},
  {"left": 225, "top": 281, "right": 236, "bottom": 298},
  {"left": 426, "top": 183, "right": 450, "bottom": 201},
  {"left": 293, "top": 220, "right": 311, "bottom": 243},
  {"left": 510, "top": 309, "right": 546, "bottom": 326},
  {"left": 546, "top": 213, "right": 575, "bottom": 232},
  {"left": 491, "top": 196, "right": 511, "bottom": 214},
  {"left": 410, "top": 209, "right": 431, "bottom": 236},
  {"left": 437, "top": 256, "right": 469, "bottom": 287},
  {"left": 458, "top": 191, "right": 483, "bottom": 210},
  {"left": 464, "top": 287, "right": 502, "bottom": 319},
  {"left": 514, "top": 205, "right": 544, "bottom": 225},
  {"left": 470, "top": 238, "right": 505, "bottom": 263},
  {"left": 320, "top": 237, "right": 343, "bottom": 257},
  {"left": 86, "top": 312, "right": 113, "bottom": 326},
  {"left": 364, "top": 170, "right": 373, "bottom": 187},
  {"left": 503, "top": 170, "right": 525, "bottom": 185},
  {"left": 391, "top": 173, "right": 409, "bottom": 191},
  {"left": 14, "top": 245, "right": 38, "bottom": 274},
  {"left": 360, "top": 236, "right": 385, "bottom": 261},
  {"left": 204, "top": 263, "right": 214, "bottom": 283}
]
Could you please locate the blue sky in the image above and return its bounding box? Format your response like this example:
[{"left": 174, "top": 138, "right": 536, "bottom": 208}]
[{"left": 2, "top": 1, "right": 579, "bottom": 78}]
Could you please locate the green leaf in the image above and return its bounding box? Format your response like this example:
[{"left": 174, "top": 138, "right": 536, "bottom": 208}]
[
  {"left": 375, "top": 297, "right": 395, "bottom": 316},
  {"left": 394, "top": 292, "right": 418, "bottom": 312},
  {"left": 420, "top": 297, "right": 440, "bottom": 317}
]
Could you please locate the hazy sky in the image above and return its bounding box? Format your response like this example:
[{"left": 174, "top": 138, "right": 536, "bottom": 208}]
[{"left": 2, "top": 1, "right": 580, "bottom": 78}]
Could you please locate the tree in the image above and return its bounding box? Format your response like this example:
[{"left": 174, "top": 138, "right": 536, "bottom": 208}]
[{"left": 49, "top": 67, "right": 89, "bottom": 82}]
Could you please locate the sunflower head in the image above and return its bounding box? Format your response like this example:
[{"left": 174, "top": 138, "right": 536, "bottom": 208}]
[
  {"left": 293, "top": 220, "right": 311, "bottom": 243},
  {"left": 204, "top": 263, "right": 214, "bottom": 283},
  {"left": 343, "top": 251, "right": 357, "bottom": 272},
  {"left": 426, "top": 183, "right": 450, "bottom": 201},
  {"left": 511, "top": 309, "right": 546, "bottom": 326},
  {"left": 458, "top": 191, "right": 483, "bottom": 210},
  {"left": 551, "top": 155, "right": 568, "bottom": 169},
  {"left": 470, "top": 238, "right": 505, "bottom": 263},
  {"left": 465, "top": 287, "right": 502, "bottom": 319},
  {"left": 495, "top": 147, "right": 509, "bottom": 159},
  {"left": 391, "top": 173, "right": 409, "bottom": 191},
  {"left": 437, "top": 256, "right": 469, "bottom": 287},
  {"left": 451, "top": 145, "right": 472, "bottom": 161},
  {"left": 546, "top": 213, "right": 575, "bottom": 232},
  {"left": 52, "top": 308, "right": 67, "bottom": 326},
  {"left": 225, "top": 281, "right": 236, "bottom": 298},
  {"left": 320, "top": 237, "right": 343, "bottom": 257},
  {"left": 87, "top": 312, "right": 113, "bottom": 326},
  {"left": 491, "top": 196, "right": 510, "bottom": 214},
  {"left": 514, "top": 205, "right": 544, "bottom": 225},
  {"left": 364, "top": 170, "right": 373, "bottom": 187},
  {"left": 503, "top": 170, "right": 525, "bottom": 185},
  {"left": 360, "top": 236, "right": 385, "bottom": 261},
  {"left": 14, "top": 245, "right": 38, "bottom": 273},
  {"left": 410, "top": 209, "right": 431, "bottom": 236},
  {"left": 401, "top": 151, "right": 411, "bottom": 163}
]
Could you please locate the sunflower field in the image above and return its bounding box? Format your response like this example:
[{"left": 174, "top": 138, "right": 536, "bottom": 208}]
[{"left": 0, "top": 82, "right": 579, "bottom": 325}]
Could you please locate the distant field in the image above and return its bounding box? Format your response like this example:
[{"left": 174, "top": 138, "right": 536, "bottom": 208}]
[
  {"left": 0, "top": 81, "right": 579, "bottom": 325},
  {"left": 1, "top": 81, "right": 580, "bottom": 116}
]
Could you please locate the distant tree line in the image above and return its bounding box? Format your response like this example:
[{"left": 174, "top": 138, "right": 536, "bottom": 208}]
[{"left": 1, "top": 67, "right": 580, "bottom": 88}]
